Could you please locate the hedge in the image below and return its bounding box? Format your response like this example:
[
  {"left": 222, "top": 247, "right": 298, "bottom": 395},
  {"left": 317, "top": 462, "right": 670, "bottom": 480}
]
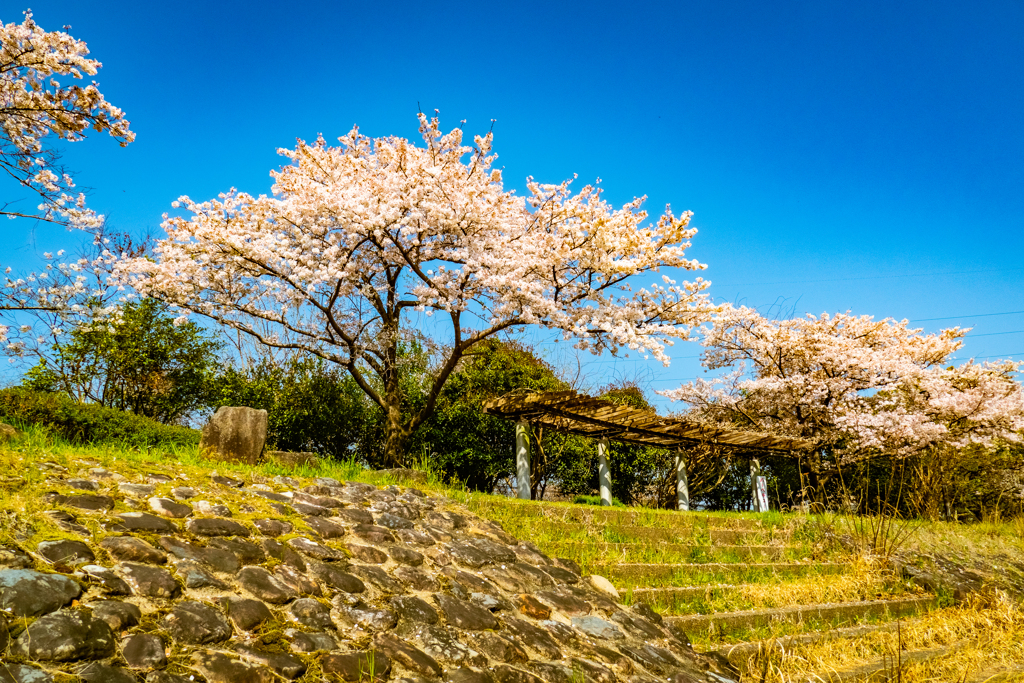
[{"left": 0, "top": 387, "right": 200, "bottom": 448}]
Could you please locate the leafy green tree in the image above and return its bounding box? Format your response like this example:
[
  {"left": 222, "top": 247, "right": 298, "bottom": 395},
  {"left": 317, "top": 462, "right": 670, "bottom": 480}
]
[
  {"left": 211, "top": 355, "right": 372, "bottom": 457},
  {"left": 24, "top": 298, "right": 221, "bottom": 424},
  {"left": 411, "top": 340, "right": 568, "bottom": 492}
]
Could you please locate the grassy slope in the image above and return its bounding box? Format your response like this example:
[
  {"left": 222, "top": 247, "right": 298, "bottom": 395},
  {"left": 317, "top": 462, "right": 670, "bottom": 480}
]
[{"left": 3, "top": 425, "right": 1024, "bottom": 681}]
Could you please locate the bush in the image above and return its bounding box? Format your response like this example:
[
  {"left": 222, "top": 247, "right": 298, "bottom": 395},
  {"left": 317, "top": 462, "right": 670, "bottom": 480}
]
[
  {"left": 572, "top": 494, "right": 626, "bottom": 507},
  {"left": 0, "top": 387, "right": 200, "bottom": 448}
]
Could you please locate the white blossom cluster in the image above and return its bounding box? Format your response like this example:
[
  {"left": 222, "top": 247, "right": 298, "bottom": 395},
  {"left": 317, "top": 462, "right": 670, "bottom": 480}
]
[
  {"left": 661, "top": 306, "right": 1024, "bottom": 464},
  {"left": 0, "top": 10, "right": 133, "bottom": 228}
]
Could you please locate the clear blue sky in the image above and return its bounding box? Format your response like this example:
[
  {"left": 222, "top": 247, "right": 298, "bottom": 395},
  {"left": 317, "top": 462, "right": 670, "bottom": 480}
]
[{"left": 5, "top": 0, "right": 1023, "bottom": 406}]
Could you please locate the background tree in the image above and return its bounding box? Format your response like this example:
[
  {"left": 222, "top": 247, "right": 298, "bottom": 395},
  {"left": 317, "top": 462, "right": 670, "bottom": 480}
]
[
  {"left": 211, "top": 354, "right": 372, "bottom": 457},
  {"left": 663, "top": 306, "right": 1024, "bottom": 505},
  {"left": 122, "top": 114, "right": 719, "bottom": 465},
  {"left": 24, "top": 298, "right": 221, "bottom": 424}
]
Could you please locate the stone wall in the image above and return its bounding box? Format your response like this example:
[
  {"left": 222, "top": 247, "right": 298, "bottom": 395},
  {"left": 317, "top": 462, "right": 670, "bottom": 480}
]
[{"left": 0, "top": 460, "right": 736, "bottom": 683}]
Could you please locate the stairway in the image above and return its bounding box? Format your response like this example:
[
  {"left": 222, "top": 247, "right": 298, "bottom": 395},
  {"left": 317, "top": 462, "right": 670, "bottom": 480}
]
[{"left": 468, "top": 498, "right": 995, "bottom": 681}]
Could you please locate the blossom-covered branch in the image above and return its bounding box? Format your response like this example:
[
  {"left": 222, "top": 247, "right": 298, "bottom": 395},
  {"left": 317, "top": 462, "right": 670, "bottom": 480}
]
[{"left": 1, "top": 10, "right": 133, "bottom": 228}]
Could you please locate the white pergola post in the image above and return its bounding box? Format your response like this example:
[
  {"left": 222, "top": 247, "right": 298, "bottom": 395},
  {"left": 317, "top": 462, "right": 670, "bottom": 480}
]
[
  {"left": 676, "top": 450, "right": 690, "bottom": 511},
  {"left": 515, "top": 420, "right": 531, "bottom": 500},
  {"left": 598, "top": 438, "right": 612, "bottom": 506},
  {"left": 750, "top": 458, "right": 762, "bottom": 512}
]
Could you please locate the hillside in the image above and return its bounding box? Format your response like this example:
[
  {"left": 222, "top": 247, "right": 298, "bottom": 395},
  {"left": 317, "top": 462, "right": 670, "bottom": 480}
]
[{"left": 1, "top": 427, "right": 1024, "bottom": 682}]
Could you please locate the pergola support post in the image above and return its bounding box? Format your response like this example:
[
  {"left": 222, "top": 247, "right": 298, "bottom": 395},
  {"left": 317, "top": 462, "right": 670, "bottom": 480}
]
[
  {"left": 598, "top": 438, "right": 612, "bottom": 506},
  {"left": 676, "top": 450, "right": 690, "bottom": 512},
  {"left": 751, "top": 458, "right": 766, "bottom": 512},
  {"left": 515, "top": 420, "right": 531, "bottom": 500}
]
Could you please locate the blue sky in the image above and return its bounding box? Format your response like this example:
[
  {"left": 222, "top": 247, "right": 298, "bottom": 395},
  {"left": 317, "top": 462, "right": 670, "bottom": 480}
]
[{"left": 4, "top": 0, "right": 1023, "bottom": 407}]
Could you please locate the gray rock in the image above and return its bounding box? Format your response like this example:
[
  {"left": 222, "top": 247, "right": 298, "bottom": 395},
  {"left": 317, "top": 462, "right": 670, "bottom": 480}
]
[
  {"left": 287, "top": 597, "right": 333, "bottom": 628},
  {"left": 66, "top": 478, "right": 99, "bottom": 491},
  {"left": 186, "top": 517, "right": 249, "bottom": 537},
  {"left": 375, "top": 512, "right": 414, "bottom": 530},
  {"left": 274, "top": 564, "right": 321, "bottom": 596},
  {"left": 0, "top": 663, "right": 54, "bottom": 682},
  {"left": 163, "top": 601, "right": 231, "bottom": 644},
  {"left": 285, "top": 629, "right": 337, "bottom": 653},
  {"left": 397, "top": 528, "right": 437, "bottom": 546},
  {"left": 304, "top": 516, "right": 346, "bottom": 539},
  {"left": 434, "top": 594, "right": 499, "bottom": 630},
  {"left": 571, "top": 615, "right": 625, "bottom": 640},
  {"left": 195, "top": 500, "right": 233, "bottom": 517},
  {"left": 287, "top": 536, "right": 345, "bottom": 560},
  {"left": 100, "top": 536, "right": 167, "bottom": 564},
  {"left": 472, "top": 633, "right": 528, "bottom": 664},
  {"left": 252, "top": 518, "right": 292, "bottom": 536},
  {"left": 175, "top": 559, "right": 228, "bottom": 589},
  {"left": 348, "top": 543, "right": 388, "bottom": 563},
  {"left": 415, "top": 623, "right": 486, "bottom": 667},
  {"left": 222, "top": 596, "right": 273, "bottom": 631},
  {"left": 144, "top": 472, "right": 173, "bottom": 484},
  {"left": 448, "top": 668, "right": 496, "bottom": 683},
  {"left": 237, "top": 566, "right": 297, "bottom": 604},
  {"left": 119, "top": 483, "right": 156, "bottom": 498},
  {"left": 210, "top": 473, "right": 244, "bottom": 488},
  {"left": 351, "top": 524, "right": 396, "bottom": 544},
  {"left": 171, "top": 486, "right": 198, "bottom": 499},
  {"left": 331, "top": 508, "right": 374, "bottom": 525},
  {"left": 148, "top": 497, "right": 192, "bottom": 518},
  {"left": 321, "top": 650, "right": 392, "bottom": 681},
  {"left": 388, "top": 546, "right": 424, "bottom": 566},
  {"left": 234, "top": 644, "right": 308, "bottom": 679},
  {"left": 0, "top": 568, "right": 82, "bottom": 617},
  {"left": 42, "top": 509, "right": 90, "bottom": 535},
  {"left": 36, "top": 539, "right": 95, "bottom": 567},
  {"left": 333, "top": 602, "right": 397, "bottom": 631},
  {"left": 350, "top": 564, "right": 403, "bottom": 592},
  {"left": 391, "top": 595, "right": 439, "bottom": 624},
  {"left": 88, "top": 599, "right": 141, "bottom": 631},
  {"left": 159, "top": 537, "right": 240, "bottom": 573},
  {"left": 200, "top": 406, "right": 268, "bottom": 465},
  {"left": 0, "top": 544, "right": 32, "bottom": 568},
  {"left": 48, "top": 492, "right": 116, "bottom": 511},
  {"left": 122, "top": 633, "right": 167, "bottom": 669},
  {"left": 78, "top": 662, "right": 139, "bottom": 682},
  {"left": 207, "top": 537, "right": 265, "bottom": 565},
  {"left": 12, "top": 608, "right": 115, "bottom": 661},
  {"left": 373, "top": 632, "right": 443, "bottom": 678},
  {"left": 111, "top": 512, "right": 177, "bottom": 533},
  {"left": 118, "top": 563, "right": 181, "bottom": 598},
  {"left": 394, "top": 566, "right": 439, "bottom": 591},
  {"left": 503, "top": 617, "right": 562, "bottom": 658},
  {"left": 146, "top": 673, "right": 195, "bottom": 683},
  {"left": 81, "top": 564, "right": 132, "bottom": 595},
  {"left": 190, "top": 650, "right": 278, "bottom": 683}
]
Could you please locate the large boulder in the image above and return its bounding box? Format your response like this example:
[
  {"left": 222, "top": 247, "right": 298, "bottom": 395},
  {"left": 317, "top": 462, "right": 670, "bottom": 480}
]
[{"left": 199, "top": 407, "right": 268, "bottom": 464}]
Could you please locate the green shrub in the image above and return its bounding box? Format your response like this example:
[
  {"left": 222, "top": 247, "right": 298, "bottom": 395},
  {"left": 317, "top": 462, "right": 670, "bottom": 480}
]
[
  {"left": 0, "top": 387, "right": 200, "bottom": 448},
  {"left": 572, "top": 494, "right": 626, "bottom": 507}
]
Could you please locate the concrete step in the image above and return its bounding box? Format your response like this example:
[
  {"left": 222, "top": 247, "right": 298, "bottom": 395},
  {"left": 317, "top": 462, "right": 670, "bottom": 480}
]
[
  {"left": 544, "top": 541, "right": 798, "bottom": 563},
  {"left": 595, "top": 561, "right": 847, "bottom": 587},
  {"left": 532, "top": 520, "right": 768, "bottom": 544},
  {"left": 475, "top": 498, "right": 777, "bottom": 531},
  {"left": 667, "top": 595, "right": 938, "bottom": 636},
  {"left": 812, "top": 640, "right": 966, "bottom": 682},
  {"left": 705, "top": 619, "right": 920, "bottom": 666}
]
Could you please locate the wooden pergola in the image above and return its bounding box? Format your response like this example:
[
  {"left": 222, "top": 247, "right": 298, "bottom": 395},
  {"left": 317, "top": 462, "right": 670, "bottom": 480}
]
[{"left": 482, "top": 390, "right": 817, "bottom": 509}]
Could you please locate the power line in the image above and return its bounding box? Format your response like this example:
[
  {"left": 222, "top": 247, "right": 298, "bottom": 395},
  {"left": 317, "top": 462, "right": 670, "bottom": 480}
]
[
  {"left": 966, "top": 330, "right": 1024, "bottom": 338},
  {"left": 715, "top": 266, "right": 1024, "bottom": 288},
  {"left": 912, "top": 310, "right": 1024, "bottom": 322}
]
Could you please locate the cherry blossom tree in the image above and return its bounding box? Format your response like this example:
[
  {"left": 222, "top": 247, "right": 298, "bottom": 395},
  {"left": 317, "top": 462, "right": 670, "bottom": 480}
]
[
  {"left": 121, "top": 114, "right": 718, "bottom": 465},
  {"left": 661, "top": 306, "right": 1024, "bottom": 488},
  {"left": 1, "top": 10, "right": 133, "bottom": 227},
  {"left": 0, "top": 10, "right": 134, "bottom": 363}
]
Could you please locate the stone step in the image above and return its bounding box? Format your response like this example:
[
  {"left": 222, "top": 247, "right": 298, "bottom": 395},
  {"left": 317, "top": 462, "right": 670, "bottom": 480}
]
[
  {"left": 595, "top": 561, "right": 847, "bottom": 587},
  {"left": 705, "top": 619, "right": 920, "bottom": 666},
  {"left": 531, "top": 520, "right": 767, "bottom": 544},
  {"left": 812, "top": 641, "right": 966, "bottom": 682},
  {"left": 543, "top": 541, "right": 798, "bottom": 563},
  {"left": 666, "top": 595, "right": 938, "bottom": 636},
  {"left": 475, "top": 499, "right": 776, "bottom": 531}
]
